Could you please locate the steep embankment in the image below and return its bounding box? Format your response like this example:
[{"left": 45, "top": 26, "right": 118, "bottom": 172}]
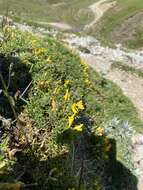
[
  {"left": 2, "top": 16, "right": 143, "bottom": 118},
  {"left": 0, "top": 26, "right": 142, "bottom": 190}
]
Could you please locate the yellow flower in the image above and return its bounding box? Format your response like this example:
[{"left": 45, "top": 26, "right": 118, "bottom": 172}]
[
  {"left": 46, "top": 56, "right": 52, "bottom": 64},
  {"left": 96, "top": 127, "right": 105, "bottom": 136},
  {"left": 64, "top": 80, "right": 69, "bottom": 87},
  {"left": 80, "top": 60, "right": 88, "bottom": 68},
  {"left": 85, "top": 79, "right": 91, "bottom": 86},
  {"left": 71, "top": 101, "right": 85, "bottom": 114},
  {"left": 84, "top": 72, "right": 89, "bottom": 78},
  {"left": 32, "top": 39, "right": 37, "bottom": 46},
  {"left": 3, "top": 26, "right": 11, "bottom": 33},
  {"left": 76, "top": 100, "right": 84, "bottom": 110},
  {"left": 51, "top": 99, "right": 56, "bottom": 112},
  {"left": 37, "top": 80, "right": 46, "bottom": 89},
  {"left": 64, "top": 89, "right": 70, "bottom": 101},
  {"left": 68, "top": 114, "right": 75, "bottom": 128},
  {"left": 11, "top": 32, "right": 15, "bottom": 38},
  {"left": 71, "top": 103, "right": 78, "bottom": 114},
  {"left": 35, "top": 48, "right": 45, "bottom": 56},
  {"left": 53, "top": 87, "right": 60, "bottom": 95},
  {"left": 73, "top": 124, "right": 84, "bottom": 132}
]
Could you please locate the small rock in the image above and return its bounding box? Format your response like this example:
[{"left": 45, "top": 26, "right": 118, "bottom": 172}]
[{"left": 132, "top": 134, "right": 143, "bottom": 145}]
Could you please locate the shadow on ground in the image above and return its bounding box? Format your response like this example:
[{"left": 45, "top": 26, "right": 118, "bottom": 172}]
[
  {"left": 0, "top": 53, "right": 32, "bottom": 118},
  {"left": 0, "top": 128, "right": 138, "bottom": 190}
]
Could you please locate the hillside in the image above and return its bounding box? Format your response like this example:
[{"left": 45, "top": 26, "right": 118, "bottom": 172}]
[
  {"left": 0, "top": 0, "right": 143, "bottom": 190},
  {"left": 0, "top": 26, "right": 142, "bottom": 190},
  {"left": 91, "top": 0, "right": 143, "bottom": 49},
  {"left": 0, "top": 0, "right": 143, "bottom": 48}
]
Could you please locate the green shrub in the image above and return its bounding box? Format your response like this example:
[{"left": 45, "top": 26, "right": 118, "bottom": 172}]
[{"left": 0, "top": 27, "right": 141, "bottom": 189}]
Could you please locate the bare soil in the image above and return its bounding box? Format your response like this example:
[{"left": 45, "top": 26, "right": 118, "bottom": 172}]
[{"left": 84, "top": 0, "right": 116, "bottom": 30}]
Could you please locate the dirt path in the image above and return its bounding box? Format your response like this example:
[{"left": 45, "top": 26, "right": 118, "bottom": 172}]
[
  {"left": 46, "top": 22, "right": 72, "bottom": 31},
  {"left": 107, "top": 69, "right": 143, "bottom": 118},
  {"left": 81, "top": 54, "right": 143, "bottom": 118},
  {"left": 31, "top": 20, "right": 73, "bottom": 31},
  {"left": 84, "top": 0, "right": 116, "bottom": 30}
]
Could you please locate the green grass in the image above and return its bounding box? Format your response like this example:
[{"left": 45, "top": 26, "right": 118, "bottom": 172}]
[
  {"left": 111, "top": 61, "right": 143, "bottom": 78},
  {"left": 90, "top": 0, "right": 143, "bottom": 49},
  {"left": 0, "top": 27, "right": 142, "bottom": 189},
  {"left": 1, "top": 0, "right": 143, "bottom": 48},
  {"left": 0, "top": 0, "right": 97, "bottom": 29}
]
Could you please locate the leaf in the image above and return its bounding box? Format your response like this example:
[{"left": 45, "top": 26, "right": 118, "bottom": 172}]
[
  {"left": 51, "top": 99, "right": 56, "bottom": 112},
  {"left": 73, "top": 124, "right": 84, "bottom": 132},
  {"left": 0, "top": 161, "right": 6, "bottom": 170}
]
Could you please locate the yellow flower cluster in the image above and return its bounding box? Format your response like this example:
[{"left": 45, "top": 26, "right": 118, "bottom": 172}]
[
  {"left": 80, "top": 60, "right": 92, "bottom": 88},
  {"left": 64, "top": 89, "right": 70, "bottom": 101},
  {"left": 37, "top": 80, "right": 49, "bottom": 90},
  {"left": 35, "top": 48, "right": 45, "bottom": 56},
  {"left": 71, "top": 100, "right": 84, "bottom": 114},
  {"left": 96, "top": 127, "right": 105, "bottom": 136},
  {"left": 37, "top": 80, "right": 46, "bottom": 89},
  {"left": 80, "top": 60, "right": 88, "bottom": 68},
  {"left": 32, "top": 39, "right": 37, "bottom": 46},
  {"left": 46, "top": 56, "right": 52, "bottom": 64},
  {"left": 64, "top": 60, "right": 90, "bottom": 132},
  {"left": 68, "top": 100, "right": 85, "bottom": 132},
  {"left": 51, "top": 99, "right": 56, "bottom": 112},
  {"left": 64, "top": 80, "right": 69, "bottom": 87},
  {"left": 68, "top": 117, "right": 84, "bottom": 132},
  {"left": 73, "top": 124, "right": 84, "bottom": 132},
  {"left": 3, "top": 26, "right": 15, "bottom": 38},
  {"left": 85, "top": 79, "right": 91, "bottom": 86},
  {"left": 68, "top": 115, "right": 75, "bottom": 127},
  {"left": 3, "top": 26, "right": 11, "bottom": 33},
  {"left": 53, "top": 86, "right": 60, "bottom": 95},
  {"left": 63, "top": 80, "right": 70, "bottom": 101}
]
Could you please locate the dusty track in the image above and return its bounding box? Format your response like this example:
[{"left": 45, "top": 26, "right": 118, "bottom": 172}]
[
  {"left": 84, "top": 0, "right": 116, "bottom": 30},
  {"left": 46, "top": 22, "right": 72, "bottom": 30}
]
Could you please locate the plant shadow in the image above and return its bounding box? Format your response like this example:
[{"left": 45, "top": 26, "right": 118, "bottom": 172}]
[
  {"left": 0, "top": 128, "right": 138, "bottom": 190},
  {"left": 85, "top": 133, "right": 138, "bottom": 190},
  {"left": 0, "top": 53, "right": 32, "bottom": 118}
]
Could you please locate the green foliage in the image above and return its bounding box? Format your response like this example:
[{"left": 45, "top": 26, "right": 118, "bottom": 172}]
[
  {"left": 90, "top": 0, "right": 143, "bottom": 49},
  {"left": 1, "top": 0, "right": 143, "bottom": 48},
  {"left": 0, "top": 27, "right": 141, "bottom": 189},
  {"left": 0, "top": 136, "right": 15, "bottom": 181},
  {"left": 104, "top": 118, "right": 135, "bottom": 170},
  {"left": 0, "top": 0, "right": 95, "bottom": 29},
  {"left": 111, "top": 61, "right": 143, "bottom": 78}
]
